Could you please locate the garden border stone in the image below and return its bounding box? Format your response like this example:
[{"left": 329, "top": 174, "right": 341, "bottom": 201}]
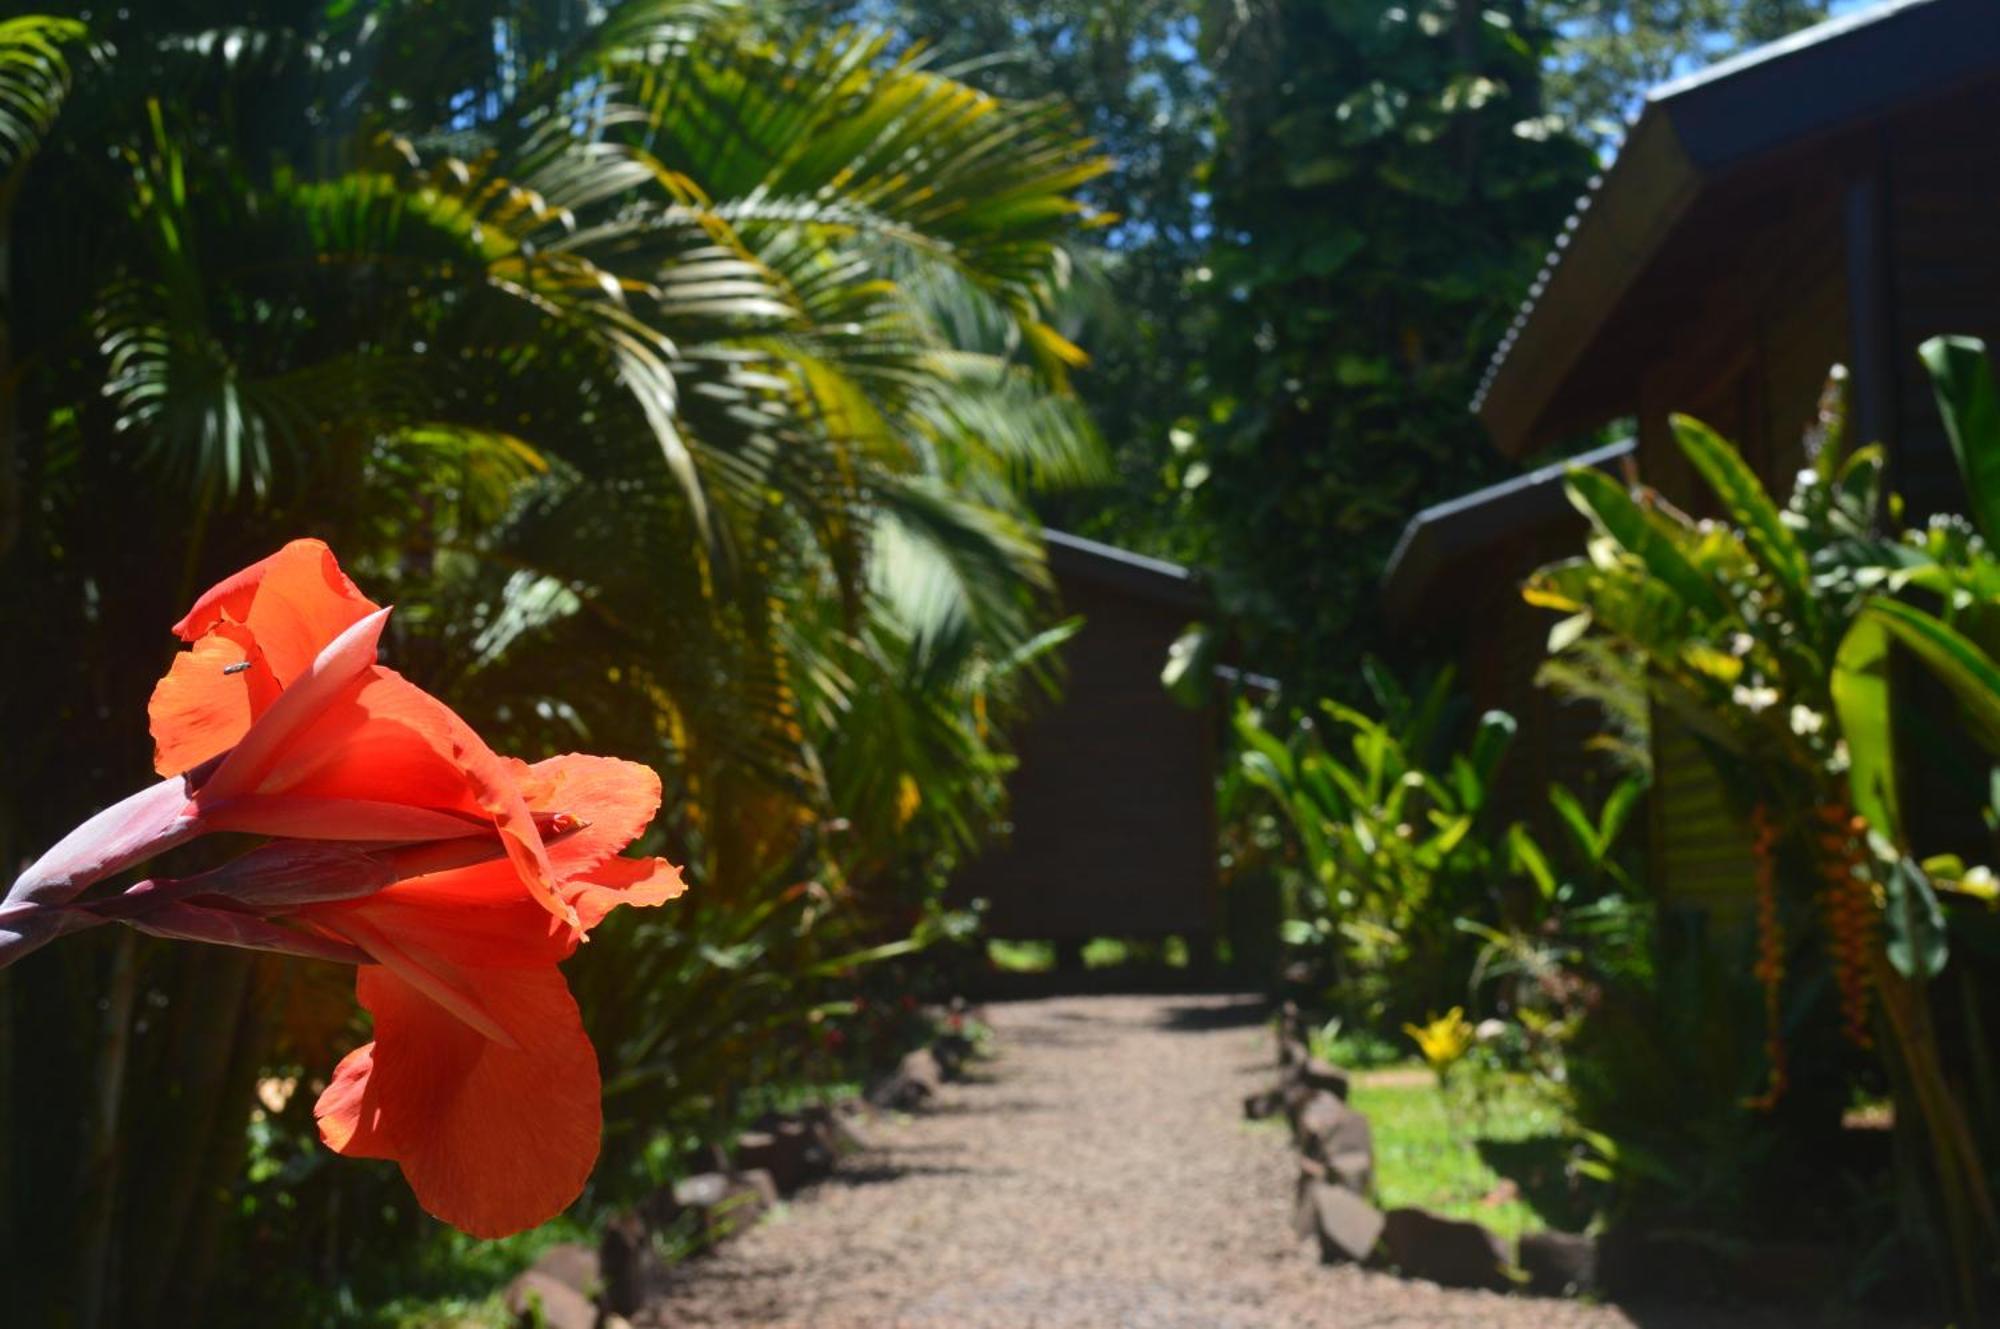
[{"left": 1380, "top": 1206, "right": 1513, "bottom": 1291}]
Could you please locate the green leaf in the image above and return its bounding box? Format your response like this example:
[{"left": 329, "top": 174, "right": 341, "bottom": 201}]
[
  {"left": 1234, "top": 711, "right": 1297, "bottom": 786},
  {"left": 1565, "top": 468, "right": 1729, "bottom": 620},
  {"left": 1885, "top": 856, "right": 1949, "bottom": 980},
  {"left": 1417, "top": 814, "right": 1474, "bottom": 865},
  {"left": 1672, "top": 414, "right": 1815, "bottom": 628},
  {"left": 1403, "top": 667, "right": 1455, "bottom": 758},
  {"left": 1161, "top": 622, "right": 1217, "bottom": 709},
  {"left": 1547, "top": 783, "right": 1600, "bottom": 863},
  {"left": 1597, "top": 775, "right": 1646, "bottom": 852},
  {"left": 1508, "top": 823, "right": 1558, "bottom": 900},
  {"left": 1832, "top": 613, "right": 1902, "bottom": 842},
  {"left": 1919, "top": 335, "right": 2000, "bottom": 545},
  {"left": 1862, "top": 597, "right": 2000, "bottom": 758},
  {"left": 1466, "top": 709, "right": 1517, "bottom": 796}
]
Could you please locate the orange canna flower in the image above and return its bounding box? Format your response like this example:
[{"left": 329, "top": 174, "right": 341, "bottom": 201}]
[
  {"left": 149, "top": 538, "right": 568, "bottom": 926},
  {"left": 7, "top": 539, "right": 567, "bottom": 931},
  {"left": 301, "top": 753, "right": 684, "bottom": 1237},
  {"left": 3, "top": 539, "right": 689, "bottom": 1236}
]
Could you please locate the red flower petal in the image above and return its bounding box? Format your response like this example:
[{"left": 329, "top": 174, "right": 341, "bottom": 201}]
[
  {"left": 293, "top": 753, "right": 672, "bottom": 957},
  {"left": 151, "top": 540, "right": 377, "bottom": 773},
  {"left": 518, "top": 754, "right": 664, "bottom": 872},
  {"left": 172, "top": 538, "right": 378, "bottom": 679},
  {"left": 148, "top": 624, "right": 283, "bottom": 776},
  {"left": 565, "top": 854, "right": 687, "bottom": 933},
  {"left": 197, "top": 622, "right": 566, "bottom": 925},
  {"left": 314, "top": 964, "right": 600, "bottom": 1239},
  {"left": 310, "top": 870, "right": 570, "bottom": 976}
]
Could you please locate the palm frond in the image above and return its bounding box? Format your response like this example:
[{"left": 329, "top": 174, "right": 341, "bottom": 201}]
[{"left": 0, "top": 15, "right": 86, "bottom": 180}]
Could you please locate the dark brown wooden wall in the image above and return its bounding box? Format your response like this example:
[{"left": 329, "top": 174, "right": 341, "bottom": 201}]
[
  {"left": 1631, "top": 156, "right": 1846, "bottom": 511},
  {"left": 1633, "top": 74, "right": 2000, "bottom": 913},
  {"left": 1882, "top": 83, "right": 2000, "bottom": 518},
  {"left": 951, "top": 572, "right": 1218, "bottom": 941},
  {"left": 1456, "top": 526, "right": 1625, "bottom": 840},
  {"left": 1876, "top": 85, "right": 2000, "bottom": 857},
  {"left": 1632, "top": 165, "right": 1847, "bottom": 912}
]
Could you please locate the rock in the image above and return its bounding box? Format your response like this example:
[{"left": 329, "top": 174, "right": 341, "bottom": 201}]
[
  {"left": 1298, "top": 1179, "right": 1387, "bottom": 1263},
  {"left": 1242, "top": 1087, "right": 1284, "bottom": 1121},
  {"left": 1300, "top": 1056, "right": 1350, "bottom": 1100},
  {"left": 825, "top": 1106, "right": 877, "bottom": 1154},
  {"left": 672, "top": 1170, "right": 774, "bottom": 1245},
  {"left": 1380, "top": 1207, "right": 1512, "bottom": 1291},
  {"left": 1295, "top": 1092, "right": 1374, "bottom": 1195},
  {"left": 598, "top": 1210, "right": 652, "bottom": 1317},
  {"left": 1518, "top": 1229, "right": 1597, "bottom": 1296},
  {"left": 503, "top": 1270, "right": 594, "bottom": 1329},
  {"left": 602, "top": 1317, "right": 635, "bottom": 1329},
  {"left": 785, "top": 1102, "right": 842, "bottom": 1166},
  {"left": 672, "top": 1170, "right": 734, "bottom": 1210},
  {"left": 932, "top": 1030, "right": 974, "bottom": 1079},
  {"left": 903, "top": 1046, "right": 944, "bottom": 1090},
  {"left": 735, "top": 1126, "right": 818, "bottom": 1194},
  {"left": 784, "top": 1115, "right": 837, "bottom": 1179},
  {"left": 1277, "top": 1034, "right": 1310, "bottom": 1071},
  {"left": 866, "top": 1048, "right": 942, "bottom": 1110},
  {"left": 527, "top": 1241, "right": 598, "bottom": 1296},
  {"left": 738, "top": 1167, "right": 781, "bottom": 1210},
  {"left": 1280, "top": 1080, "right": 1318, "bottom": 1130},
  {"left": 1291, "top": 1169, "right": 1320, "bottom": 1240}
]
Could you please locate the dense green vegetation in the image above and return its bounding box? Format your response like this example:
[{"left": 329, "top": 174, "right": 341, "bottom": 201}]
[
  {"left": 854, "top": 0, "right": 1831, "bottom": 694},
  {"left": 1, "top": 0, "right": 1896, "bottom": 1322},
  {"left": 1240, "top": 350, "right": 2000, "bottom": 1316},
  {"left": 0, "top": 3, "right": 1102, "bottom": 1322}
]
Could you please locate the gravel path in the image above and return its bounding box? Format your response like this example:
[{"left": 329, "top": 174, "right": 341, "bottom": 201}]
[{"left": 639, "top": 993, "right": 1822, "bottom": 1328}]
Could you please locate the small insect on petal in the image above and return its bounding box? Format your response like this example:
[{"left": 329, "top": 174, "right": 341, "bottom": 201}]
[{"left": 223, "top": 661, "right": 253, "bottom": 675}]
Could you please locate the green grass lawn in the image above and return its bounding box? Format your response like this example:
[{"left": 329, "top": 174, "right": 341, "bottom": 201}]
[{"left": 1349, "top": 1065, "right": 1587, "bottom": 1239}]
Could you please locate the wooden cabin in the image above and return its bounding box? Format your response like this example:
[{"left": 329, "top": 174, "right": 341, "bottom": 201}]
[
  {"left": 1464, "top": 0, "right": 2000, "bottom": 909},
  {"left": 1475, "top": 0, "right": 2000, "bottom": 514},
  {"left": 952, "top": 531, "right": 1220, "bottom": 945},
  {"left": 1381, "top": 441, "right": 1635, "bottom": 833}
]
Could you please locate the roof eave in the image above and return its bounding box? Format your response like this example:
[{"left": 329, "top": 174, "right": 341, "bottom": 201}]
[
  {"left": 1381, "top": 439, "right": 1634, "bottom": 628},
  {"left": 1473, "top": 0, "right": 2000, "bottom": 457},
  {"left": 1042, "top": 529, "right": 1211, "bottom": 614},
  {"left": 1473, "top": 113, "right": 1700, "bottom": 457}
]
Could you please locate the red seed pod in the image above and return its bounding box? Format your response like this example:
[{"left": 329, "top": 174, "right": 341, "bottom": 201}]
[{"left": 1747, "top": 804, "right": 1789, "bottom": 1108}]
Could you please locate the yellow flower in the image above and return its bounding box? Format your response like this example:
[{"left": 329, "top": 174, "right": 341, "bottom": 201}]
[
  {"left": 1404, "top": 1007, "right": 1475, "bottom": 1070},
  {"left": 895, "top": 774, "right": 923, "bottom": 829}
]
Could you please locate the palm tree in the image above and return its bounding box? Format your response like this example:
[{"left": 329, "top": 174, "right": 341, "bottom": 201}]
[{"left": 0, "top": 3, "right": 1106, "bottom": 1322}]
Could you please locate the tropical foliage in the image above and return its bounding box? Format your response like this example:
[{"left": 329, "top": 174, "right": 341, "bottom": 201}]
[
  {"left": 1530, "top": 346, "right": 2000, "bottom": 1312},
  {"left": 0, "top": 3, "right": 1104, "bottom": 1322},
  {"left": 1184, "top": 0, "right": 1596, "bottom": 694},
  {"left": 856, "top": 1, "right": 1836, "bottom": 700},
  {"left": 1227, "top": 666, "right": 1646, "bottom": 1031}
]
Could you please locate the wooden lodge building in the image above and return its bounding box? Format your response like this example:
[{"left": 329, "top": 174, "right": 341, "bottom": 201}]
[
  {"left": 1384, "top": 0, "right": 2000, "bottom": 909},
  {"left": 1381, "top": 439, "right": 1635, "bottom": 833},
  {"left": 952, "top": 531, "right": 1221, "bottom": 947}
]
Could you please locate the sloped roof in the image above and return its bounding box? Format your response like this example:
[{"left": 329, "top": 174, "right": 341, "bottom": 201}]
[
  {"left": 1382, "top": 438, "right": 1634, "bottom": 627},
  {"left": 1043, "top": 529, "right": 1210, "bottom": 613},
  {"left": 1473, "top": 0, "right": 2000, "bottom": 455}
]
